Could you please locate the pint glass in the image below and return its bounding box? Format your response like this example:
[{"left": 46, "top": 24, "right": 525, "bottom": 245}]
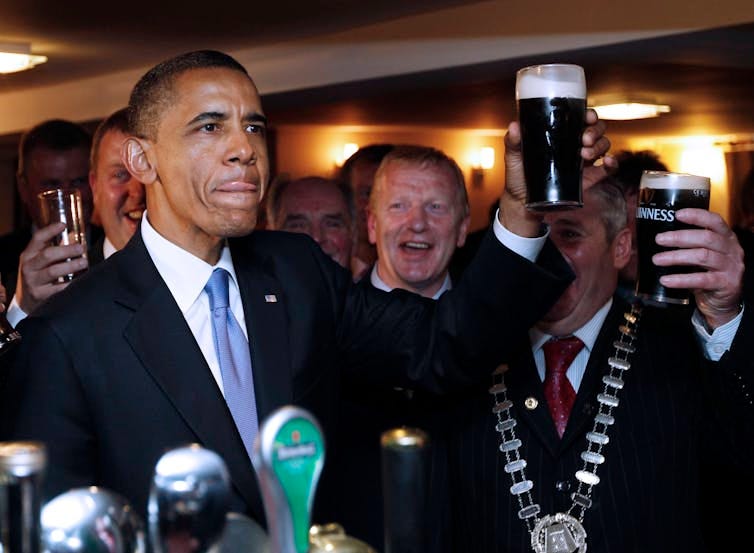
[
  {"left": 516, "top": 64, "right": 586, "bottom": 211},
  {"left": 635, "top": 171, "right": 711, "bottom": 305},
  {"left": 37, "top": 188, "right": 88, "bottom": 282}
]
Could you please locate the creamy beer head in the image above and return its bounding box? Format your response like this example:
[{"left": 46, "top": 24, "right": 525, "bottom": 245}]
[
  {"left": 516, "top": 64, "right": 586, "bottom": 101},
  {"left": 516, "top": 64, "right": 587, "bottom": 210},
  {"left": 635, "top": 170, "right": 711, "bottom": 305},
  {"left": 639, "top": 171, "right": 710, "bottom": 193}
]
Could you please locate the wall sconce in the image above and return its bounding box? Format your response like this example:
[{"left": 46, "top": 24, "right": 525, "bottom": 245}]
[
  {"left": 0, "top": 42, "right": 47, "bottom": 74},
  {"left": 469, "top": 146, "right": 495, "bottom": 188},
  {"left": 334, "top": 143, "right": 359, "bottom": 167}
]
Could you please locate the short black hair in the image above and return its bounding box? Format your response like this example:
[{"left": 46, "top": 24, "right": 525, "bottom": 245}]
[
  {"left": 18, "top": 119, "right": 91, "bottom": 177},
  {"left": 614, "top": 150, "right": 668, "bottom": 195},
  {"left": 128, "top": 50, "right": 249, "bottom": 139},
  {"left": 90, "top": 107, "right": 131, "bottom": 171}
]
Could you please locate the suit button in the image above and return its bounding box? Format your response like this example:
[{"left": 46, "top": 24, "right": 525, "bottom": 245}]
[
  {"left": 555, "top": 480, "right": 571, "bottom": 493},
  {"left": 524, "top": 397, "right": 538, "bottom": 410}
]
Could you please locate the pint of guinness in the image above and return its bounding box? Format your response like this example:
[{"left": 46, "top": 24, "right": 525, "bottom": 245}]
[
  {"left": 635, "top": 171, "right": 711, "bottom": 305},
  {"left": 516, "top": 64, "right": 586, "bottom": 211}
]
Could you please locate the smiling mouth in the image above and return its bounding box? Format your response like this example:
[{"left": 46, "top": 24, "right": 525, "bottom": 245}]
[
  {"left": 401, "top": 241, "right": 431, "bottom": 251},
  {"left": 126, "top": 209, "right": 144, "bottom": 221}
]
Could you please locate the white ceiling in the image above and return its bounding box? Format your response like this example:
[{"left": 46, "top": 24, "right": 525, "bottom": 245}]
[{"left": 0, "top": 0, "right": 752, "bottom": 135}]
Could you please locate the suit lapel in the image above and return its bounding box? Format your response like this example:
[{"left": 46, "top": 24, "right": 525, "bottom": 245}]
[
  {"left": 230, "top": 239, "right": 292, "bottom": 421},
  {"left": 507, "top": 345, "right": 562, "bottom": 457},
  {"left": 115, "top": 233, "right": 264, "bottom": 519}
]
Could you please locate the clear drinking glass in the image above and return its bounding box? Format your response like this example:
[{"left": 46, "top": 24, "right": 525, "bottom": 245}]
[
  {"left": 634, "top": 170, "right": 711, "bottom": 305},
  {"left": 37, "top": 188, "right": 88, "bottom": 282},
  {"left": 516, "top": 64, "right": 587, "bottom": 211}
]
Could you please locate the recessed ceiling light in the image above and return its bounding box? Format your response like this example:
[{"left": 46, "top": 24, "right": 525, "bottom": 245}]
[
  {"left": 591, "top": 102, "right": 671, "bottom": 121},
  {"left": 0, "top": 42, "right": 47, "bottom": 74}
]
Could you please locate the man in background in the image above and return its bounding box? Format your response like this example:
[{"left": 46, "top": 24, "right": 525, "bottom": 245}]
[
  {"left": 0, "top": 119, "right": 92, "bottom": 321},
  {"left": 367, "top": 145, "right": 469, "bottom": 298},
  {"left": 265, "top": 175, "right": 354, "bottom": 269},
  {"left": 87, "top": 107, "right": 146, "bottom": 264},
  {"left": 337, "top": 145, "right": 470, "bottom": 549},
  {"left": 338, "top": 143, "right": 394, "bottom": 279},
  {"left": 4, "top": 109, "right": 145, "bottom": 326}
]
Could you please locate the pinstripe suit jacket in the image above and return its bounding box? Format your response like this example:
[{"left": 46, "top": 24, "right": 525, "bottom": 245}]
[{"left": 445, "top": 297, "right": 754, "bottom": 553}]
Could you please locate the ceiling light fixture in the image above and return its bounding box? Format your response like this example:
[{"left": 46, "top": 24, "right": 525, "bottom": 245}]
[
  {"left": 591, "top": 102, "right": 671, "bottom": 121},
  {"left": 0, "top": 42, "right": 48, "bottom": 74}
]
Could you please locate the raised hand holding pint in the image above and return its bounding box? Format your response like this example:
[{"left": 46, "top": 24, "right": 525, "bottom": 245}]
[
  {"left": 516, "top": 64, "right": 587, "bottom": 211},
  {"left": 635, "top": 171, "right": 711, "bottom": 305}
]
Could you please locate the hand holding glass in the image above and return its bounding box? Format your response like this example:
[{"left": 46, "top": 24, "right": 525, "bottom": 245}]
[
  {"left": 37, "top": 188, "right": 88, "bottom": 282},
  {"left": 634, "top": 171, "right": 711, "bottom": 305}
]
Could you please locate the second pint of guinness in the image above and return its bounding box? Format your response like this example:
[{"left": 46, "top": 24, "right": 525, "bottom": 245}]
[
  {"left": 635, "top": 171, "right": 711, "bottom": 305},
  {"left": 516, "top": 64, "right": 586, "bottom": 211}
]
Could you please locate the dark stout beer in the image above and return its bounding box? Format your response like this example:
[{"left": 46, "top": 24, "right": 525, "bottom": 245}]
[
  {"left": 516, "top": 64, "right": 586, "bottom": 211},
  {"left": 635, "top": 171, "right": 710, "bottom": 305}
]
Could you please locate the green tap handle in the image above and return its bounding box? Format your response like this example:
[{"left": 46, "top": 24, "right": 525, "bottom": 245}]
[{"left": 252, "top": 406, "right": 325, "bottom": 553}]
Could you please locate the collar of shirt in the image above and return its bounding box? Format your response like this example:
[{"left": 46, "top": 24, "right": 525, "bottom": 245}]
[
  {"left": 369, "top": 261, "right": 452, "bottom": 299},
  {"left": 140, "top": 211, "right": 240, "bottom": 316},
  {"left": 103, "top": 236, "right": 118, "bottom": 260},
  {"left": 529, "top": 298, "right": 613, "bottom": 390}
]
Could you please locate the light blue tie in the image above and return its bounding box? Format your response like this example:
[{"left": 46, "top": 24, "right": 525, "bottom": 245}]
[{"left": 204, "top": 268, "right": 259, "bottom": 460}]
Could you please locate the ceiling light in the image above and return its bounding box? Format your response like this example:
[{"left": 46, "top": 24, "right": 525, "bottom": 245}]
[
  {"left": 0, "top": 43, "right": 48, "bottom": 74},
  {"left": 591, "top": 102, "right": 670, "bottom": 121}
]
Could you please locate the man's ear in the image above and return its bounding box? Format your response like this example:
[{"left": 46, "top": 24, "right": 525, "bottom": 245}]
[
  {"left": 123, "top": 137, "right": 157, "bottom": 185},
  {"left": 612, "top": 227, "right": 632, "bottom": 270},
  {"left": 456, "top": 213, "right": 471, "bottom": 248},
  {"left": 366, "top": 208, "right": 377, "bottom": 246},
  {"left": 88, "top": 170, "right": 98, "bottom": 195}
]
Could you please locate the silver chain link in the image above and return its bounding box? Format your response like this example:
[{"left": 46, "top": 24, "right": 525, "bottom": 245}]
[{"left": 489, "top": 304, "right": 642, "bottom": 536}]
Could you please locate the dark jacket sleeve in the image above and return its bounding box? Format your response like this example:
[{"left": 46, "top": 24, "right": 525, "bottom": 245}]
[{"left": 336, "top": 229, "right": 573, "bottom": 392}]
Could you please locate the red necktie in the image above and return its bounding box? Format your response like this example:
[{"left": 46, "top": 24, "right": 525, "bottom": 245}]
[{"left": 542, "top": 336, "right": 584, "bottom": 438}]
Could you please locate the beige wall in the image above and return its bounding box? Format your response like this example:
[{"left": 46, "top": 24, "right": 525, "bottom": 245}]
[{"left": 274, "top": 125, "right": 507, "bottom": 232}]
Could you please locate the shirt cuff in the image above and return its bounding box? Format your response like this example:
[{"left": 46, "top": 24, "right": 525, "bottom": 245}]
[
  {"left": 692, "top": 305, "right": 743, "bottom": 361},
  {"left": 491, "top": 208, "right": 548, "bottom": 263},
  {"left": 6, "top": 295, "right": 28, "bottom": 328}
]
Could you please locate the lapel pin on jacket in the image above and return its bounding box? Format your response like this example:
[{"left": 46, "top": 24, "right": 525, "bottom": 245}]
[{"left": 264, "top": 295, "right": 278, "bottom": 303}]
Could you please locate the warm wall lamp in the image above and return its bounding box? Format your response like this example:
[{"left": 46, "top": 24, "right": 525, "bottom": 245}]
[
  {"left": 0, "top": 42, "right": 47, "bottom": 74},
  {"left": 469, "top": 146, "right": 495, "bottom": 188},
  {"left": 334, "top": 143, "right": 359, "bottom": 167}
]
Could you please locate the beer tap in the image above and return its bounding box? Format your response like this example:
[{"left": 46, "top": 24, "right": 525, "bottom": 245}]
[
  {"left": 251, "top": 406, "right": 325, "bottom": 553},
  {"left": 148, "top": 444, "right": 231, "bottom": 553},
  {"left": 40, "top": 487, "right": 146, "bottom": 553},
  {"left": 0, "top": 441, "right": 47, "bottom": 553},
  {"left": 380, "top": 428, "right": 430, "bottom": 553}
]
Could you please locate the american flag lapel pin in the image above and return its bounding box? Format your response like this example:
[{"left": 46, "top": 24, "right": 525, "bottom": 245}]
[{"left": 264, "top": 294, "right": 278, "bottom": 303}]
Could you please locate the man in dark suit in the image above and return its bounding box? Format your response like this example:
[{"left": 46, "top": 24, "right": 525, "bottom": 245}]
[
  {"left": 445, "top": 170, "right": 753, "bottom": 553},
  {"left": 0, "top": 49, "right": 611, "bottom": 529}
]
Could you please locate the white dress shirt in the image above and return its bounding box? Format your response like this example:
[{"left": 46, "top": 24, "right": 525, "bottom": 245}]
[
  {"left": 530, "top": 300, "right": 613, "bottom": 392},
  {"left": 141, "top": 213, "right": 248, "bottom": 396},
  {"left": 370, "top": 263, "right": 452, "bottom": 299}
]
